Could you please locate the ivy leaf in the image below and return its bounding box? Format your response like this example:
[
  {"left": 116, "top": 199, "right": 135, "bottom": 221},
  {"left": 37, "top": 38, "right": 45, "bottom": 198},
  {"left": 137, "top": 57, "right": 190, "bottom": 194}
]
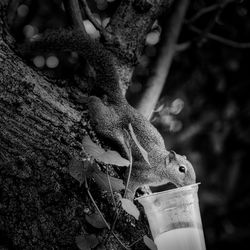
[
  {"left": 75, "top": 234, "right": 99, "bottom": 250},
  {"left": 82, "top": 136, "right": 105, "bottom": 157},
  {"left": 143, "top": 235, "right": 157, "bottom": 250},
  {"left": 82, "top": 136, "right": 129, "bottom": 167},
  {"left": 128, "top": 124, "right": 150, "bottom": 165},
  {"left": 85, "top": 212, "right": 107, "bottom": 229},
  {"left": 69, "top": 159, "right": 91, "bottom": 186},
  {"left": 100, "top": 150, "right": 130, "bottom": 167},
  {"left": 120, "top": 198, "right": 140, "bottom": 220},
  {"left": 92, "top": 168, "right": 125, "bottom": 192}
]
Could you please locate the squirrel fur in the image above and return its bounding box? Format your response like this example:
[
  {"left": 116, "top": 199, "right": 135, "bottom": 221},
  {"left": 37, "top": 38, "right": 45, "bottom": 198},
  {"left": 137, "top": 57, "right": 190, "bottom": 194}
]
[{"left": 21, "top": 29, "right": 196, "bottom": 199}]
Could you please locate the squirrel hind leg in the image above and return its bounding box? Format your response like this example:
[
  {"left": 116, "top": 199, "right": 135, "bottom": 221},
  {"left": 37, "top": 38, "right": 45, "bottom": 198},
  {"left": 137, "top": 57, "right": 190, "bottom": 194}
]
[{"left": 87, "top": 96, "right": 130, "bottom": 159}]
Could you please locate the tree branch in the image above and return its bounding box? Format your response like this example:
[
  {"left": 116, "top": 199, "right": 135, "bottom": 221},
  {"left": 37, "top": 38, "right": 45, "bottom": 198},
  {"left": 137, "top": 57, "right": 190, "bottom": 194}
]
[
  {"left": 107, "top": 0, "right": 171, "bottom": 63},
  {"left": 189, "top": 25, "right": 250, "bottom": 49},
  {"left": 79, "top": 0, "right": 109, "bottom": 40},
  {"left": 186, "top": 0, "right": 237, "bottom": 24},
  {"left": 136, "top": 0, "right": 190, "bottom": 119},
  {"left": 7, "top": 0, "right": 22, "bottom": 27},
  {"left": 63, "top": 0, "right": 87, "bottom": 35},
  {"left": 98, "top": 0, "right": 173, "bottom": 96},
  {"left": 186, "top": 3, "right": 219, "bottom": 24},
  {"left": 175, "top": 41, "right": 191, "bottom": 51},
  {"left": 0, "top": 1, "right": 179, "bottom": 248},
  {"left": 195, "top": 4, "right": 223, "bottom": 47}
]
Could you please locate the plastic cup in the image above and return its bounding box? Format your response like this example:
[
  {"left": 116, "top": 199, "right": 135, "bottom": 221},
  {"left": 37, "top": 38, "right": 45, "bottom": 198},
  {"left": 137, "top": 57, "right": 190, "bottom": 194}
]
[{"left": 137, "top": 183, "right": 206, "bottom": 250}]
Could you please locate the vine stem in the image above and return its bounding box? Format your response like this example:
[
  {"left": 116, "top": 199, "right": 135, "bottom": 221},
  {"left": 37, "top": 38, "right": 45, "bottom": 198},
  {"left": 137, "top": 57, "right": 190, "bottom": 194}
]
[
  {"left": 124, "top": 130, "right": 133, "bottom": 198},
  {"left": 128, "top": 236, "right": 143, "bottom": 247},
  {"left": 104, "top": 131, "right": 133, "bottom": 244},
  {"left": 85, "top": 177, "right": 130, "bottom": 249},
  {"left": 106, "top": 167, "right": 117, "bottom": 209},
  {"left": 110, "top": 131, "right": 133, "bottom": 231},
  {"left": 85, "top": 176, "right": 111, "bottom": 230}
]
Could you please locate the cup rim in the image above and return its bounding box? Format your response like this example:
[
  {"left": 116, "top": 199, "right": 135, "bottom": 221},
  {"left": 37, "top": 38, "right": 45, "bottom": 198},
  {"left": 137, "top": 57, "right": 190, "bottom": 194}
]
[{"left": 135, "top": 183, "right": 200, "bottom": 201}]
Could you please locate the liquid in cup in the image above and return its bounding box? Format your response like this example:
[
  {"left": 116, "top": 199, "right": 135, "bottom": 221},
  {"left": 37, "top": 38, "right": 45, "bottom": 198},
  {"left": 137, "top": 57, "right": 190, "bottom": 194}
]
[{"left": 137, "top": 183, "right": 206, "bottom": 250}]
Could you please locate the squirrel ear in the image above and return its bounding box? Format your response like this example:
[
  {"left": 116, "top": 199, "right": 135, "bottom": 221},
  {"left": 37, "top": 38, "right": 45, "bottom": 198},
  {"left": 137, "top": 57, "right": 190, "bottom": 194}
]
[{"left": 169, "top": 150, "right": 177, "bottom": 162}]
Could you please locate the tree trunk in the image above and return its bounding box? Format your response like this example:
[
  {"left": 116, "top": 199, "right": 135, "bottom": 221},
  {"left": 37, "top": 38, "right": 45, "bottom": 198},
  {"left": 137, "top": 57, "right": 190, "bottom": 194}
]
[
  {"left": 0, "top": 1, "right": 172, "bottom": 249},
  {"left": 0, "top": 23, "right": 95, "bottom": 250}
]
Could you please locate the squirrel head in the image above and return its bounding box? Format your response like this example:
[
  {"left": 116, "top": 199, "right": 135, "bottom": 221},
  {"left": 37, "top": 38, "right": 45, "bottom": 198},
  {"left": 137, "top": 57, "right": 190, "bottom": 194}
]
[{"left": 165, "top": 150, "right": 196, "bottom": 187}]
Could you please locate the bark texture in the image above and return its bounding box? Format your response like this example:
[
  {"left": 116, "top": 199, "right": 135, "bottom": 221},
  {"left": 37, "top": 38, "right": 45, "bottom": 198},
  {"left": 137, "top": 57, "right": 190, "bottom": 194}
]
[
  {"left": 0, "top": 32, "right": 90, "bottom": 250},
  {"left": 0, "top": 0, "right": 172, "bottom": 249},
  {"left": 106, "top": 0, "right": 171, "bottom": 93}
]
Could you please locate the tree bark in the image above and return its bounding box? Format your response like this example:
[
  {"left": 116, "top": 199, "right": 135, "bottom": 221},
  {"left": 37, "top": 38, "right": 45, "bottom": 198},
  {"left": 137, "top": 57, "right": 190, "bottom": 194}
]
[
  {"left": 0, "top": 0, "right": 172, "bottom": 249},
  {"left": 0, "top": 24, "right": 92, "bottom": 250}
]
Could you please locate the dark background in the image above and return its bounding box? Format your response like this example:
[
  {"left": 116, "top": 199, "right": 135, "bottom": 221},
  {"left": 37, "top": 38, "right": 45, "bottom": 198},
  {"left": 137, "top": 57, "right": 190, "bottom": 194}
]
[{"left": 9, "top": 0, "right": 250, "bottom": 249}]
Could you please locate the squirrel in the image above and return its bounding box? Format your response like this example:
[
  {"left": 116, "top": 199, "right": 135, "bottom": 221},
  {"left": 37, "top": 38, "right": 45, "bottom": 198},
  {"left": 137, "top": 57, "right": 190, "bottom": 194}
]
[{"left": 20, "top": 29, "right": 196, "bottom": 199}]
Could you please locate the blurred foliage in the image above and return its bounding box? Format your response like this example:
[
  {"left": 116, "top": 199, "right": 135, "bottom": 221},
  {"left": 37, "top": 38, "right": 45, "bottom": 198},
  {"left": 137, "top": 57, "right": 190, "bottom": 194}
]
[{"left": 9, "top": 0, "right": 250, "bottom": 249}]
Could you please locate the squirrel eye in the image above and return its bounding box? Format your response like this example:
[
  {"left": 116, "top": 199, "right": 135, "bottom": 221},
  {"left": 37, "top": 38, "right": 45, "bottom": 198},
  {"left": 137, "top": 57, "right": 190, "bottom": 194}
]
[{"left": 179, "top": 165, "right": 186, "bottom": 173}]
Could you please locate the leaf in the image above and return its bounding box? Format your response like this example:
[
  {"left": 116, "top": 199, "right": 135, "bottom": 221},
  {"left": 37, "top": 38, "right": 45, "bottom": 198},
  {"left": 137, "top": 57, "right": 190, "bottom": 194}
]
[
  {"left": 101, "top": 150, "right": 130, "bottom": 167},
  {"left": 82, "top": 135, "right": 106, "bottom": 157},
  {"left": 85, "top": 212, "right": 107, "bottom": 229},
  {"left": 92, "top": 168, "right": 125, "bottom": 192},
  {"left": 143, "top": 235, "right": 157, "bottom": 250},
  {"left": 75, "top": 234, "right": 99, "bottom": 250},
  {"left": 128, "top": 124, "right": 150, "bottom": 165},
  {"left": 120, "top": 198, "right": 140, "bottom": 220},
  {"left": 69, "top": 159, "right": 91, "bottom": 186},
  {"left": 82, "top": 136, "right": 129, "bottom": 167}
]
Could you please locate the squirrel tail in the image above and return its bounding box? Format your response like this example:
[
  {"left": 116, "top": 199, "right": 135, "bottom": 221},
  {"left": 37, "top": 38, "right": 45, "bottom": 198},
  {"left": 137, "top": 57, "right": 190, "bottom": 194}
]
[{"left": 20, "top": 29, "right": 123, "bottom": 102}]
